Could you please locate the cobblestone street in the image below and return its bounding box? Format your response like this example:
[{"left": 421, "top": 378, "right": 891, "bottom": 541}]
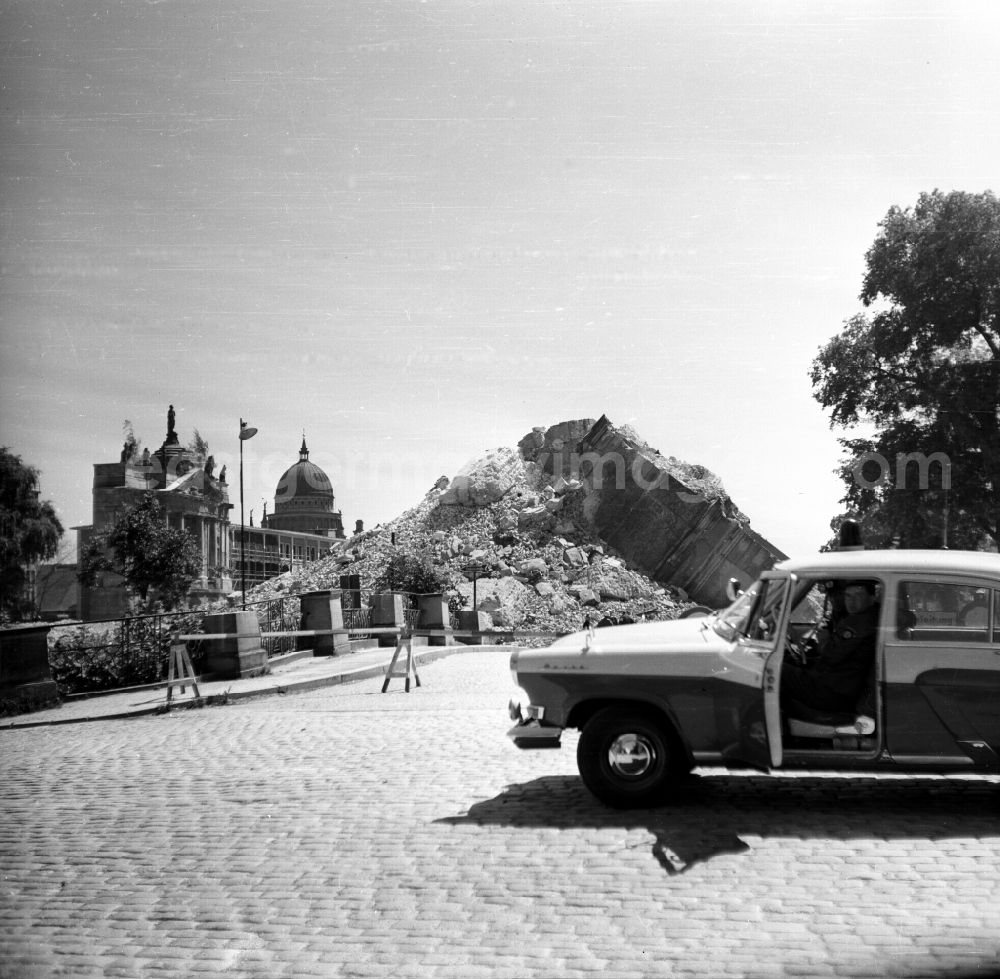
[{"left": 2, "top": 650, "right": 999, "bottom": 978}]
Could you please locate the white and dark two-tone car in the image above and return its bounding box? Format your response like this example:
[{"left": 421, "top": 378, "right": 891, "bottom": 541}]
[{"left": 507, "top": 550, "right": 1000, "bottom": 808}]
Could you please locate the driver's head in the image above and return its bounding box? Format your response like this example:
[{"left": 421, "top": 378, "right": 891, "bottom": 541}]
[{"left": 843, "top": 580, "right": 877, "bottom": 615}]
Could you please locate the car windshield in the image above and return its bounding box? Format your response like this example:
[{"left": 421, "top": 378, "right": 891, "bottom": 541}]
[{"left": 713, "top": 576, "right": 789, "bottom": 643}]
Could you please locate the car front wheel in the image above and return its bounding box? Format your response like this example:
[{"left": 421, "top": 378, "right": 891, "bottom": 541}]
[{"left": 577, "top": 707, "right": 684, "bottom": 809}]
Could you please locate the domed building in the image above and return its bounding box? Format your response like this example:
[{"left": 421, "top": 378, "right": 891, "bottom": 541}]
[
  {"left": 263, "top": 438, "right": 345, "bottom": 539},
  {"left": 76, "top": 412, "right": 359, "bottom": 618}
]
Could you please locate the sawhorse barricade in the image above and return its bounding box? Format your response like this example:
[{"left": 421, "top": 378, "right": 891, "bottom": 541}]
[
  {"left": 165, "top": 642, "right": 201, "bottom": 706},
  {"left": 378, "top": 628, "right": 557, "bottom": 693},
  {"left": 177, "top": 626, "right": 562, "bottom": 698},
  {"left": 381, "top": 629, "right": 421, "bottom": 693}
]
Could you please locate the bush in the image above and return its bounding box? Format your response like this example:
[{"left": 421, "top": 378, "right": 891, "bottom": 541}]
[
  {"left": 373, "top": 553, "right": 449, "bottom": 601},
  {"left": 0, "top": 686, "right": 60, "bottom": 718},
  {"left": 47, "top": 612, "right": 205, "bottom": 695}
]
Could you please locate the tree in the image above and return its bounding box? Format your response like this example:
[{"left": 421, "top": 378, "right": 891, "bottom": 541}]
[
  {"left": 122, "top": 419, "right": 141, "bottom": 461},
  {"left": 79, "top": 493, "right": 201, "bottom": 610},
  {"left": 187, "top": 429, "right": 209, "bottom": 461},
  {"left": 811, "top": 190, "right": 1000, "bottom": 549},
  {"left": 0, "top": 448, "right": 64, "bottom": 621}
]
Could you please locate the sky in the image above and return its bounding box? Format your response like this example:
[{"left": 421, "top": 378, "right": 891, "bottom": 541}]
[{"left": 2, "top": 0, "right": 998, "bottom": 560}]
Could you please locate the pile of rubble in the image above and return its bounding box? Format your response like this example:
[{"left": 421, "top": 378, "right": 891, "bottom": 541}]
[{"left": 240, "top": 433, "right": 698, "bottom": 636}]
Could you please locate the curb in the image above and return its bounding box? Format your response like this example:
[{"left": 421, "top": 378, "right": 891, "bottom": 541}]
[{"left": 0, "top": 644, "right": 508, "bottom": 730}]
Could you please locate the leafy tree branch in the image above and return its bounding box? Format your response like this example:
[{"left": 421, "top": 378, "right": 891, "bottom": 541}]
[
  {"left": 812, "top": 189, "right": 1000, "bottom": 548},
  {"left": 78, "top": 493, "right": 201, "bottom": 610}
]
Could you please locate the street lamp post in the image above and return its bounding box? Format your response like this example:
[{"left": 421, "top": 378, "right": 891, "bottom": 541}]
[
  {"left": 239, "top": 418, "right": 258, "bottom": 608},
  {"left": 468, "top": 560, "right": 483, "bottom": 608}
]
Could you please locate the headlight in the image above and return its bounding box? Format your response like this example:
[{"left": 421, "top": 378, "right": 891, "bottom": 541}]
[{"left": 508, "top": 688, "right": 543, "bottom": 723}]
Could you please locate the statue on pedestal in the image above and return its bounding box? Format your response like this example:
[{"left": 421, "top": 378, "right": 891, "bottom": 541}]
[{"left": 166, "top": 404, "right": 179, "bottom": 445}]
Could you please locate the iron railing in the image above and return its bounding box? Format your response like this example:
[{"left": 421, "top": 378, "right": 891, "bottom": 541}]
[
  {"left": 47, "top": 609, "right": 205, "bottom": 695},
  {"left": 343, "top": 607, "right": 372, "bottom": 639},
  {"left": 45, "top": 589, "right": 456, "bottom": 696},
  {"left": 246, "top": 596, "right": 300, "bottom": 658}
]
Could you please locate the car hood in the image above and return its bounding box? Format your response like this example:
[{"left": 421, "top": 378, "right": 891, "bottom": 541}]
[{"left": 546, "top": 615, "right": 724, "bottom": 654}]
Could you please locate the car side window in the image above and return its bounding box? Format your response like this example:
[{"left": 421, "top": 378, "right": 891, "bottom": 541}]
[{"left": 896, "top": 580, "right": 992, "bottom": 643}]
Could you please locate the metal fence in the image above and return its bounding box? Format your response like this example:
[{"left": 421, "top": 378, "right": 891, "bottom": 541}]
[
  {"left": 47, "top": 609, "right": 206, "bottom": 695},
  {"left": 342, "top": 606, "right": 372, "bottom": 639},
  {"left": 247, "top": 596, "right": 300, "bottom": 658},
  {"left": 45, "top": 589, "right": 451, "bottom": 696}
]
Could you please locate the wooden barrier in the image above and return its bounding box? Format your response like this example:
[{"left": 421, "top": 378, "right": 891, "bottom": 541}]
[
  {"left": 173, "top": 626, "right": 563, "bottom": 697},
  {"left": 165, "top": 643, "right": 201, "bottom": 705},
  {"left": 380, "top": 631, "right": 421, "bottom": 693}
]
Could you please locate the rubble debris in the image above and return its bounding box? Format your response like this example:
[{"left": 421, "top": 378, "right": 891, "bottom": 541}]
[{"left": 226, "top": 415, "right": 785, "bottom": 632}]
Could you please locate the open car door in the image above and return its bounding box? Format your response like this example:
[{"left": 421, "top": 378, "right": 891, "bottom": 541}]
[{"left": 736, "top": 571, "right": 796, "bottom": 770}]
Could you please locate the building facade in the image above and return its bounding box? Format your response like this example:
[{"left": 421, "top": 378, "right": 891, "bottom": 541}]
[
  {"left": 77, "top": 412, "right": 351, "bottom": 619},
  {"left": 234, "top": 437, "right": 347, "bottom": 585},
  {"left": 77, "top": 409, "right": 235, "bottom": 620}
]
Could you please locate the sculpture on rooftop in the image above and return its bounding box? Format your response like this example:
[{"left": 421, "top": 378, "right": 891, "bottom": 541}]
[{"left": 166, "top": 404, "right": 179, "bottom": 445}]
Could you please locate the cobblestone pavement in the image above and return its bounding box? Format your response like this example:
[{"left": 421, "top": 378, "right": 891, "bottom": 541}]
[{"left": 2, "top": 650, "right": 999, "bottom": 979}]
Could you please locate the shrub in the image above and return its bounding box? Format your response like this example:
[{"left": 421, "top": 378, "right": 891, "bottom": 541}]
[
  {"left": 47, "top": 611, "right": 205, "bottom": 695},
  {"left": 373, "top": 553, "right": 449, "bottom": 601}
]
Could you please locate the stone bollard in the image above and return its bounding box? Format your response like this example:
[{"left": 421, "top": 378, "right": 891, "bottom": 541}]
[
  {"left": 199, "top": 611, "right": 268, "bottom": 678},
  {"left": 455, "top": 610, "right": 493, "bottom": 645},
  {"left": 299, "top": 589, "right": 350, "bottom": 656},
  {"left": 417, "top": 594, "right": 452, "bottom": 647},
  {"left": 371, "top": 592, "right": 406, "bottom": 647},
  {"left": 0, "top": 622, "right": 60, "bottom": 714}
]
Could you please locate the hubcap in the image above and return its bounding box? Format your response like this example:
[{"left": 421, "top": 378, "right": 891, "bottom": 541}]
[{"left": 607, "top": 732, "right": 658, "bottom": 779}]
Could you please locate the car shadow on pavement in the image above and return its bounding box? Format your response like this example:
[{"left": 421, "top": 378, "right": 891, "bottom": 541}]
[{"left": 437, "top": 772, "right": 999, "bottom": 875}]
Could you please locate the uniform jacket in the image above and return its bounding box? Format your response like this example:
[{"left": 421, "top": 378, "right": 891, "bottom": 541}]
[{"left": 811, "top": 603, "right": 880, "bottom": 702}]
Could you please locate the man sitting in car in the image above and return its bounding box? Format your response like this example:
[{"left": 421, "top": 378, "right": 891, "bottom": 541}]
[{"left": 781, "top": 580, "right": 880, "bottom": 714}]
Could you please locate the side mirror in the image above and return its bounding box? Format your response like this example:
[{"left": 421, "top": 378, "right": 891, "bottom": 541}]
[{"left": 726, "top": 578, "right": 743, "bottom": 603}]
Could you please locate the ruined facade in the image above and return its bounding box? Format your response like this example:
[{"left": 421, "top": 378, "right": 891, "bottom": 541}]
[
  {"left": 77, "top": 432, "right": 232, "bottom": 619},
  {"left": 523, "top": 416, "right": 787, "bottom": 607}
]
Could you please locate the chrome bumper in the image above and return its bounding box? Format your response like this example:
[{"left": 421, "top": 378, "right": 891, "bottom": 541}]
[{"left": 506, "top": 719, "right": 563, "bottom": 749}]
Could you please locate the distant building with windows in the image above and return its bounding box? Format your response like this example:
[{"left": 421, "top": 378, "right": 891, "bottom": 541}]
[
  {"left": 237, "top": 436, "right": 348, "bottom": 585},
  {"left": 76, "top": 411, "right": 355, "bottom": 619}
]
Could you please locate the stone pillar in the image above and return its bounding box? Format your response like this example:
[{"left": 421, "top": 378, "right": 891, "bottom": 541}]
[
  {"left": 200, "top": 517, "right": 210, "bottom": 578},
  {"left": 299, "top": 589, "right": 350, "bottom": 656},
  {"left": 417, "top": 594, "right": 452, "bottom": 646},
  {"left": 371, "top": 592, "right": 406, "bottom": 647},
  {"left": 0, "top": 623, "right": 60, "bottom": 713},
  {"left": 199, "top": 611, "right": 267, "bottom": 678},
  {"left": 456, "top": 610, "right": 493, "bottom": 645}
]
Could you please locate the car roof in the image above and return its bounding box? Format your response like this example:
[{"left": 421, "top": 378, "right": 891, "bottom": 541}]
[{"left": 774, "top": 549, "right": 1000, "bottom": 580}]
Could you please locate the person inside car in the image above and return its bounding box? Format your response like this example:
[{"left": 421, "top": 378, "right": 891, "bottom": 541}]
[{"left": 781, "top": 580, "right": 880, "bottom": 714}]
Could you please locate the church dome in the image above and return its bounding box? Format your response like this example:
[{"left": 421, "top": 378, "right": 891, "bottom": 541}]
[
  {"left": 265, "top": 436, "right": 345, "bottom": 539},
  {"left": 274, "top": 438, "right": 334, "bottom": 507}
]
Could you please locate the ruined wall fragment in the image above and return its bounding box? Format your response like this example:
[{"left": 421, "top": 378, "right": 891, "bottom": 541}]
[{"left": 522, "top": 415, "right": 786, "bottom": 607}]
